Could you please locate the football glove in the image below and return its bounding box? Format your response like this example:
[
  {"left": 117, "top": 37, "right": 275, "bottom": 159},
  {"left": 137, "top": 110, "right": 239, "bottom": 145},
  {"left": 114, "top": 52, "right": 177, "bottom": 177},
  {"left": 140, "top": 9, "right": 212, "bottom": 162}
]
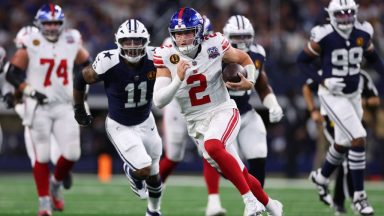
[
  {"left": 269, "top": 105, "right": 283, "bottom": 123},
  {"left": 74, "top": 103, "right": 92, "bottom": 126},
  {"left": 324, "top": 77, "right": 345, "bottom": 94}
]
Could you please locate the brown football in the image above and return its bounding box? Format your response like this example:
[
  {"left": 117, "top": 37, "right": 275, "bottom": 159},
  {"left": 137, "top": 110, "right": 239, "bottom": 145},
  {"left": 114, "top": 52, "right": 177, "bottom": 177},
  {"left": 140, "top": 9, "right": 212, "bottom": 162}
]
[{"left": 222, "top": 63, "right": 247, "bottom": 83}]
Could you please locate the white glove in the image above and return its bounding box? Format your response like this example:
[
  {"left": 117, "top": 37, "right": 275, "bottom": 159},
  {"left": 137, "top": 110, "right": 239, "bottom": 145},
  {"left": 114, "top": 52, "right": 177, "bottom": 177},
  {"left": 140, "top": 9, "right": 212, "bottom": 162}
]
[
  {"left": 263, "top": 93, "right": 284, "bottom": 123},
  {"left": 324, "top": 77, "right": 345, "bottom": 94},
  {"left": 269, "top": 105, "right": 283, "bottom": 123}
]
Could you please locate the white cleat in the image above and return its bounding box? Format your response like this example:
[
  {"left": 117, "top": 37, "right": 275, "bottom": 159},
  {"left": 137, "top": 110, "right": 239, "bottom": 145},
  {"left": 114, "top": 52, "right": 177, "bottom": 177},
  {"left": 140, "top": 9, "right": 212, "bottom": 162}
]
[
  {"left": 266, "top": 199, "right": 283, "bottom": 216},
  {"left": 352, "top": 191, "right": 374, "bottom": 216},
  {"left": 205, "top": 206, "right": 227, "bottom": 216},
  {"left": 244, "top": 197, "right": 265, "bottom": 216},
  {"left": 309, "top": 169, "right": 333, "bottom": 207},
  {"left": 123, "top": 163, "right": 148, "bottom": 200}
]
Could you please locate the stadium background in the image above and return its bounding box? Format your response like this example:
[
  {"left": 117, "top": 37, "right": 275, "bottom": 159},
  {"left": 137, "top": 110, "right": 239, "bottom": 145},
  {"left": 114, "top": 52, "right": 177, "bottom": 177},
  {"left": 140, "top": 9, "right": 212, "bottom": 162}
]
[{"left": 0, "top": 0, "right": 384, "bottom": 180}]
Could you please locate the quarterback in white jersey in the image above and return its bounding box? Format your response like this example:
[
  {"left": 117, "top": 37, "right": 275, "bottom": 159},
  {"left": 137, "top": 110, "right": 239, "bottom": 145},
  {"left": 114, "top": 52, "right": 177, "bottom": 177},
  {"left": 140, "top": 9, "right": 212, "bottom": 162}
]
[
  {"left": 6, "top": 4, "right": 90, "bottom": 216},
  {"left": 153, "top": 7, "right": 283, "bottom": 216}
]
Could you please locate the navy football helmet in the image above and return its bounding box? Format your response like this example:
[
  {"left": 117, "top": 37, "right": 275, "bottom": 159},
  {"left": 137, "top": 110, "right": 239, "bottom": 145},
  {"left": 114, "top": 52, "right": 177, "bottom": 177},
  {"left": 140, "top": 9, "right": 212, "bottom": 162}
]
[
  {"left": 168, "top": 7, "right": 204, "bottom": 55},
  {"left": 203, "top": 15, "right": 213, "bottom": 36},
  {"left": 34, "top": 4, "right": 65, "bottom": 41}
]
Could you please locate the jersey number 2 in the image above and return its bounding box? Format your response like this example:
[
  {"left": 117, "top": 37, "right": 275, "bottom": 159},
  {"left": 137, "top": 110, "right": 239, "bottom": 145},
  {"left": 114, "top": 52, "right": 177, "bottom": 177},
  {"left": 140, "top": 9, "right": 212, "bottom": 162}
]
[
  {"left": 40, "top": 59, "right": 68, "bottom": 87},
  {"left": 187, "top": 74, "right": 211, "bottom": 106}
]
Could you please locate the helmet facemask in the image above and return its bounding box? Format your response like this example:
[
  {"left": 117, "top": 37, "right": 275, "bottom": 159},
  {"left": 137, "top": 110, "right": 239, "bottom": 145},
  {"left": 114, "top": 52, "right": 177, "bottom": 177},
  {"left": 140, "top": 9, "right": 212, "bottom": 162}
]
[
  {"left": 38, "top": 20, "right": 63, "bottom": 42},
  {"left": 170, "top": 26, "right": 202, "bottom": 55},
  {"left": 228, "top": 34, "right": 253, "bottom": 52},
  {"left": 117, "top": 37, "right": 148, "bottom": 63},
  {"left": 332, "top": 9, "right": 356, "bottom": 31}
]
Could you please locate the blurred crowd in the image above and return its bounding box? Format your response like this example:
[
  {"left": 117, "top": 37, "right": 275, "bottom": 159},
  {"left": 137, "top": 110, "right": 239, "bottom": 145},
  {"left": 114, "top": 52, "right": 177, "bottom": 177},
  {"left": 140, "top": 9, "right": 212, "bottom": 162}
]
[{"left": 0, "top": 0, "right": 384, "bottom": 177}]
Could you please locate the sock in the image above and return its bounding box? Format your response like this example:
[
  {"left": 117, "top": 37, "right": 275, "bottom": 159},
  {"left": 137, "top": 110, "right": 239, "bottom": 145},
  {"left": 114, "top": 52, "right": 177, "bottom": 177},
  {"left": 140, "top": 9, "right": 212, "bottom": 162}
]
[
  {"left": 33, "top": 161, "right": 50, "bottom": 196},
  {"left": 203, "top": 158, "right": 220, "bottom": 194},
  {"left": 349, "top": 147, "right": 365, "bottom": 191},
  {"left": 204, "top": 139, "right": 249, "bottom": 194},
  {"left": 146, "top": 177, "right": 163, "bottom": 211},
  {"left": 54, "top": 156, "right": 75, "bottom": 182},
  {"left": 321, "top": 145, "right": 345, "bottom": 178},
  {"left": 159, "top": 157, "right": 179, "bottom": 182},
  {"left": 247, "top": 158, "right": 266, "bottom": 187},
  {"left": 333, "top": 165, "right": 345, "bottom": 206},
  {"left": 207, "top": 194, "right": 222, "bottom": 209},
  {"left": 242, "top": 168, "right": 269, "bottom": 206}
]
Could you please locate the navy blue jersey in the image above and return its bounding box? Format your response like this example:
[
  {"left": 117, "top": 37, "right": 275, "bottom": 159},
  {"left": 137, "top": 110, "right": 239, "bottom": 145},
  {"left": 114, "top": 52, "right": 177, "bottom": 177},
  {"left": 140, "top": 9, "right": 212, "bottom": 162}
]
[
  {"left": 92, "top": 48, "right": 157, "bottom": 126},
  {"left": 310, "top": 22, "right": 373, "bottom": 94},
  {"left": 225, "top": 44, "right": 266, "bottom": 115}
]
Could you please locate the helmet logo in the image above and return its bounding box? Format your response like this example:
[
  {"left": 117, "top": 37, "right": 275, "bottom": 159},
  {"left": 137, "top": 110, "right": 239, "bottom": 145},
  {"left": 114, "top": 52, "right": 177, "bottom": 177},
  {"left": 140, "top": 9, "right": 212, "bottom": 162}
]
[
  {"left": 356, "top": 37, "right": 364, "bottom": 46},
  {"left": 170, "top": 54, "right": 180, "bottom": 64}
]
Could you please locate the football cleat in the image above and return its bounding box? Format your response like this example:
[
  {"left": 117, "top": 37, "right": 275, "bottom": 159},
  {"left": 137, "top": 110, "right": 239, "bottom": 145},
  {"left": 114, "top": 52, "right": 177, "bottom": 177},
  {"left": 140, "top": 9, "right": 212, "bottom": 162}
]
[
  {"left": 37, "top": 196, "right": 52, "bottom": 216},
  {"left": 50, "top": 177, "right": 64, "bottom": 211},
  {"left": 205, "top": 205, "right": 226, "bottom": 216},
  {"left": 266, "top": 199, "right": 283, "bottom": 216},
  {"left": 352, "top": 191, "right": 374, "bottom": 216},
  {"left": 244, "top": 196, "right": 265, "bottom": 216},
  {"left": 123, "top": 163, "right": 148, "bottom": 199},
  {"left": 145, "top": 208, "right": 162, "bottom": 216},
  {"left": 62, "top": 172, "right": 73, "bottom": 190},
  {"left": 333, "top": 203, "right": 346, "bottom": 215},
  {"left": 309, "top": 169, "right": 333, "bottom": 207}
]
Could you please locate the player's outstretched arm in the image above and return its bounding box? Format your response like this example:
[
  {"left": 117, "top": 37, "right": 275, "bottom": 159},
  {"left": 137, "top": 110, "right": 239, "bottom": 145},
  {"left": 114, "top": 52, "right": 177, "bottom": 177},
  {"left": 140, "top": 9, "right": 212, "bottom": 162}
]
[
  {"left": 302, "top": 83, "right": 322, "bottom": 124},
  {"left": 73, "top": 65, "right": 98, "bottom": 126},
  {"left": 297, "top": 41, "right": 322, "bottom": 83},
  {"left": 223, "top": 46, "right": 256, "bottom": 90}
]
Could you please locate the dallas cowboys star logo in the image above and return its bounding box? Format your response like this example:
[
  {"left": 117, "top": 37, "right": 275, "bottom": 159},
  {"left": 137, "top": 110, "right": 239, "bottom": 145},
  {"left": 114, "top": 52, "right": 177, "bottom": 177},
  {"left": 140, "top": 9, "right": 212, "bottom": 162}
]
[{"left": 103, "top": 51, "right": 113, "bottom": 59}]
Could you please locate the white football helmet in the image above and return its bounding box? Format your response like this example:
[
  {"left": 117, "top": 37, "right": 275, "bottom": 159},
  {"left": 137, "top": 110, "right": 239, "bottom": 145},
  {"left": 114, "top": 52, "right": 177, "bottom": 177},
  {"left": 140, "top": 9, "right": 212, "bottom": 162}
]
[
  {"left": 14, "top": 26, "right": 39, "bottom": 48},
  {"left": 223, "top": 15, "right": 254, "bottom": 52},
  {"left": 115, "top": 19, "right": 150, "bottom": 63},
  {"left": 326, "top": 0, "right": 358, "bottom": 32}
]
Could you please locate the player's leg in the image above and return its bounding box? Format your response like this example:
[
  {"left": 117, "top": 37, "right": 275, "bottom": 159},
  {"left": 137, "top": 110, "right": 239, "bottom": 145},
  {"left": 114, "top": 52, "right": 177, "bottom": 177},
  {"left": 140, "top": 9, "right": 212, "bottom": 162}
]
[
  {"left": 333, "top": 164, "right": 347, "bottom": 214},
  {"left": 160, "top": 101, "right": 188, "bottom": 182},
  {"left": 202, "top": 108, "right": 266, "bottom": 215},
  {"left": 26, "top": 108, "right": 53, "bottom": 215},
  {"left": 203, "top": 158, "right": 226, "bottom": 216},
  {"left": 106, "top": 116, "right": 153, "bottom": 199},
  {"left": 49, "top": 135, "right": 72, "bottom": 190},
  {"left": 51, "top": 105, "right": 81, "bottom": 211},
  {"left": 141, "top": 113, "right": 164, "bottom": 215},
  {"left": 237, "top": 110, "right": 267, "bottom": 187}
]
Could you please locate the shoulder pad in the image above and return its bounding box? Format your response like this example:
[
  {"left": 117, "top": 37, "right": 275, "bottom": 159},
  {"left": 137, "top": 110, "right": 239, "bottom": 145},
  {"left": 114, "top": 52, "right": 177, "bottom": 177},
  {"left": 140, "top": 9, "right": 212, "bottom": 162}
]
[
  {"left": 62, "top": 29, "right": 82, "bottom": 45},
  {"left": 310, "top": 24, "right": 333, "bottom": 43},
  {"left": 249, "top": 44, "right": 266, "bottom": 57},
  {"left": 354, "top": 21, "right": 373, "bottom": 37},
  {"left": 92, "top": 49, "right": 120, "bottom": 75},
  {"left": 204, "top": 32, "right": 230, "bottom": 52},
  {"left": 146, "top": 46, "right": 157, "bottom": 60}
]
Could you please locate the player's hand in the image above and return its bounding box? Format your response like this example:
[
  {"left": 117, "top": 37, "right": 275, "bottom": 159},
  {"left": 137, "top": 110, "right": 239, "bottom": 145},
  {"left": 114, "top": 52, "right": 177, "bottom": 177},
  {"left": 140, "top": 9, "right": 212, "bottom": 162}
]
[
  {"left": 310, "top": 109, "right": 323, "bottom": 124},
  {"left": 225, "top": 72, "right": 253, "bottom": 90},
  {"left": 323, "top": 77, "right": 345, "bottom": 94},
  {"left": 176, "top": 60, "right": 190, "bottom": 81},
  {"left": 269, "top": 105, "right": 283, "bottom": 123},
  {"left": 2, "top": 93, "right": 15, "bottom": 109},
  {"left": 30, "top": 90, "right": 49, "bottom": 105},
  {"left": 74, "top": 103, "right": 92, "bottom": 126}
]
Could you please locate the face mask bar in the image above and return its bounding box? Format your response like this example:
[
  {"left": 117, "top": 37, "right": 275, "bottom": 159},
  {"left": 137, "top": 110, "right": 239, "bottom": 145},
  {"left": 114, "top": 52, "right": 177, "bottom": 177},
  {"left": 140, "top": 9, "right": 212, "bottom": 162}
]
[
  {"left": 333, "top": 9, "right": 356, "bottom": 26},
  {"left": 118, "top": 37, "right": 147, "bottom": 63},
  {"left": 40, "top": 21, "right": 63, "bottom": 41}
]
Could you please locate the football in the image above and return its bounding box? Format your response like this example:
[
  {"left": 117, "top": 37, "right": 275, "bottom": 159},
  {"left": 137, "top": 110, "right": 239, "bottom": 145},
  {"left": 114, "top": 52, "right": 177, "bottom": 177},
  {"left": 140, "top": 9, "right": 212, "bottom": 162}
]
[{"left": 222, "top": 63, "right": 247, "bottom": 83}]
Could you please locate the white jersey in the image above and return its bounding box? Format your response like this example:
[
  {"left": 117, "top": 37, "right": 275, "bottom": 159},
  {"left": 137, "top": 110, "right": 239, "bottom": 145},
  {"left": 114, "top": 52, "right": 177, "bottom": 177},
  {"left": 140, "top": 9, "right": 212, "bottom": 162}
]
[
  {"left": 154, "top": 32, "right": 236, "bottom": 121},
  {"left": 20, "top": 29, "right": 82, "bottom": 103}
]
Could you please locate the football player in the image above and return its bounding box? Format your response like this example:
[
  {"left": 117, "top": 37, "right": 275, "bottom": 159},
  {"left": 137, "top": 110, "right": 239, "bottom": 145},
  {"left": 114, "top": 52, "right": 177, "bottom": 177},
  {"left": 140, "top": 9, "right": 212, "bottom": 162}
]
[
  {"left": 153, "top": 7, "right": 282, "bottom": 216},
  {"left": 297, "top": 0, "right": 384, "bottom": 215},
  {"left": 6, "top": 4, "right": 91, "bottom": 216},
  {"left": 159, "top": 16, "right": 228, "bottom": 216},
  {"left": 12, "top": 25, "right": 74, "bottom": 191},
  {"left": 303, "top": 70, "right": 380, "bottom": 215},
  {"left": 73, "top": 19, "right": 163, "bottom": 216}
]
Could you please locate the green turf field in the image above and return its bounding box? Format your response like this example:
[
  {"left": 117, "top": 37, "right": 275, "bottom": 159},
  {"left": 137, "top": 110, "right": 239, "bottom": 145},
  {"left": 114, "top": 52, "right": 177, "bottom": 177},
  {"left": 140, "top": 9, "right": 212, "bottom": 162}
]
[{"left": 0, "top": 174, "right": 383, "bottom": 216}]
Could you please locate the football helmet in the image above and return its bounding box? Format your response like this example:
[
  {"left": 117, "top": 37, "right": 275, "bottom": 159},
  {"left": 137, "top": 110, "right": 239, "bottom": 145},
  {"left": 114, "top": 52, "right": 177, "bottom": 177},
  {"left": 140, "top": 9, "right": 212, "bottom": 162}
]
[
  {"left": 34, "top": 4, "right": 65, "bottom": 42},
  {"left": 14, "top": 26, "right": 39, "bottom": 48},
  {"left": 203, "top": 15, "right": 214, "bottom": 36},
  {"left": 326, "top": 0, "right": 358, "bottom": 32},
  {"left": 115, "top": 19, "right": 150, "bottom": 63},
  {"left": 223, "top": 15, "right": 254, "bottom": 52},
  {"left": 169, "top": 7, "right": 204, "bottom": 55}
]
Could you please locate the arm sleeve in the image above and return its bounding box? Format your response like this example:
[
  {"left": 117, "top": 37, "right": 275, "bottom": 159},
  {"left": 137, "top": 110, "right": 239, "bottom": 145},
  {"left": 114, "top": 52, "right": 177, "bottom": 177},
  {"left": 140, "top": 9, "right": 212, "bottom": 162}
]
[
  {"left": 153, "top": 76, "right": 182, "bottom": 109},
  {"left": 364, "top": 49, "right": 384, "bottom": 75}
]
